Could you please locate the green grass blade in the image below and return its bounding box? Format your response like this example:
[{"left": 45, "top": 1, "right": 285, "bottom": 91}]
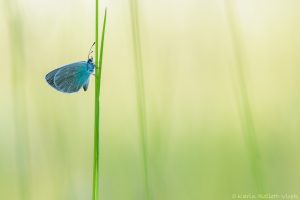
[
  {"left": 93, "top": 5, "right": 107, "bottom": 200},
  {"left": 99, "top": 9, "right": 107, "bottom": 71},
  {"left": 92, "top": 0, "right": 99, "bottom": 198},
  {"left": 128, "top": 0, "right": 151, "bottom": 199},
  {"left": 225, "top": 0, "right": 265, "bottom": 193},
  {"left": 4, "top": 1, "right": 31, "bottom": 199}
]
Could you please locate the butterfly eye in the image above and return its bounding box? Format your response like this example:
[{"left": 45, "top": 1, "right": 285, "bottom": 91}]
[{"left": 88, "top": 58, "right": 93, "bottom": 63}]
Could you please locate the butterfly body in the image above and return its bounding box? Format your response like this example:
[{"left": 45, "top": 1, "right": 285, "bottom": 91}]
[{"left": 45, "top": 58, "right": 95, "bottom": 93}]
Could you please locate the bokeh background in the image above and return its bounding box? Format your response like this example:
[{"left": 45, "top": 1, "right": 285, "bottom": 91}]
[{"left": 1, "top": 0, "right": 300, "bottom": 199}]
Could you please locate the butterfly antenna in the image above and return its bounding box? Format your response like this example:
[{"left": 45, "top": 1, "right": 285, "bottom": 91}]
[{"left": 88, "top": 42, "right": 96, "bottom": 59}]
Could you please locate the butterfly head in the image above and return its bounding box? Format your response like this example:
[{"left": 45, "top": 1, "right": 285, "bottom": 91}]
[{"left": 87, "top": 58, "right": 95, "bottom": 73}]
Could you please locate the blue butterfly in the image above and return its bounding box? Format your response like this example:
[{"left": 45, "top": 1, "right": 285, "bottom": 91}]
[{"left": 45, "top": 43, "right": 95, "bottom": 93}]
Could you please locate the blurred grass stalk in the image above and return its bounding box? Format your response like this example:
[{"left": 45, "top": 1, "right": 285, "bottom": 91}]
[
  {"left": 225, "top": 0, "right": 265, "bottom": 193},
  {"left": 93, "top": 1, "right": 107, "bottom": 199},
  {"left": 128, "top": 0, "right": 151, "bottom": 199},
  {"left": 4, "top": 0, "right": 31, "bottom": 199}
]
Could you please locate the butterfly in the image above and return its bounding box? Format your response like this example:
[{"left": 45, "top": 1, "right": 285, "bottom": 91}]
[{"left": 45, "top": 43, "right": 95, "bottom": 93}]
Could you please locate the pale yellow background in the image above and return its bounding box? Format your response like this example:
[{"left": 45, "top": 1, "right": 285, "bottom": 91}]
[{"left": 0, "top": 0, "right": 300, "bottom": 199}]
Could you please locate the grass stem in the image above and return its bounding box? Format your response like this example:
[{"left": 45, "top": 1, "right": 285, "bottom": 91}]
[
  {"left": 93, "top": 4, "right": 107, "bottom": 200},
  {"left": 128, "top": 0, "right": 151, "bottom": 199},
  {"left": 225, "top": 0, "right": 265, "bottom": 193},
  {"left": 4, "top": 1, "right": 31, "bottom": 199}
]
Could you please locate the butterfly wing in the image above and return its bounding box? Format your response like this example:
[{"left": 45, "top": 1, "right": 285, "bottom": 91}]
[
  {"left": 83, "top": 78, "right": 90, "bottom": 91},
  {"left": 45, "top": 61, "right": 92, "bottom": 93},
  {"left": 45, "top": 67, "right": 62, "bottom": 89},
  {"left": 53, "top": 61, "right": 92, "bottom": 93}
]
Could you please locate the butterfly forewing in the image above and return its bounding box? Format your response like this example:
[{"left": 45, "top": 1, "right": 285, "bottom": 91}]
[
  {"left": 45, "top": 61, "right": 92, "bottom": 93},
  {"left": 53, "top": 62, "right": 91, "bottom": 93}
]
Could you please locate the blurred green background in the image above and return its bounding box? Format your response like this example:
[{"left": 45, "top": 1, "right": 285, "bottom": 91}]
[{"left": 1, "top": 0, "right": 300, "bottom": 199}]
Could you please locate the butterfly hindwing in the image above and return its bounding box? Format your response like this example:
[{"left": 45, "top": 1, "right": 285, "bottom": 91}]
[{"left": 83, "top": 78, "right": 90, "bottom": 91}]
